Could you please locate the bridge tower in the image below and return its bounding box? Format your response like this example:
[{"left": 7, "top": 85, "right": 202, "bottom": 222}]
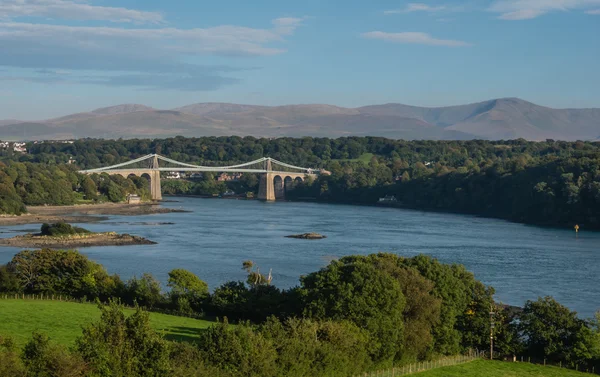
[
  {"left": 149, "top": 154, "right": 162, "bottom": 201},
  {"left": 258, "top": 158, "right": 276, "bottom": 201}
]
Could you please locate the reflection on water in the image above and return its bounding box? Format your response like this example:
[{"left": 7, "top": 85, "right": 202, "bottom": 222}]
[{"left": 1, "top": 197, "right": 599, "bottom": 317}]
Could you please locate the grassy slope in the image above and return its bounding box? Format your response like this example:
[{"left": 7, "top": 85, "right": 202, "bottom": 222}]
[
  {"left": 333, "top": 153, "right": 375, "bottom": 164},
  {"left": 0, "top": 300, "right": 213, "bottom": 346},
  {"left": 417, "top": 360, "right": 589, "bottom": 377}
]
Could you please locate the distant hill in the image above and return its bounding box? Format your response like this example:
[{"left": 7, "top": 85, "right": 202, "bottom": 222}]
[{"left": 0, "top": 98, "right": 598, "bottom": 141}]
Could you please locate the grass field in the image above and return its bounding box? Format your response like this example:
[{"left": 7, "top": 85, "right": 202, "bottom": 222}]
[
  {"left": 0, "top": 300, "right": 214, "bottom": 346},
  {"left": 334, "top": 152, "right": 375, "bottom": 164},
  {"left": 415, "top": 360, "right": 590, "bottom": 377}
]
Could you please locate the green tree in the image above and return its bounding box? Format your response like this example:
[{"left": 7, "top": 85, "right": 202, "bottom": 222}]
[
  {"left": 519, "top": 297, "right": 600, "bottom": 365},
  {"left": 76, "top": 301, "right": 170, "bottom": 377},
  {"left": 81, "top": 175, "right": 98, "bottom": 201},
  {"left": 22, "top": 332, "right": 87, "bottom": 377},
  {"left": 125, "top": 273, "right": 163, "bottom": 308},
  {"left": 8, "top": 249, "right": 115, "bottom": 299},
  {"left": 197, "top": 320, "right": 277, "bottom": 377},
  {"left": 299, "top": 257, "right": 406, "bottom": 365},
  {"left": 0, "top": 264, "right": 21, "bottom": 293},
  {"left": 167, "top": 269, "right": 209, "bottom": 313}
]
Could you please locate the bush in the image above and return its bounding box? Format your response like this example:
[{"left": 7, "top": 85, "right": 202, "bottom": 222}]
[
  {"left": 76, "top": 301, "right": 171, "bottom": 377},
  {"left": 40, "top": 222, "right": 91, "bottom": 237}
]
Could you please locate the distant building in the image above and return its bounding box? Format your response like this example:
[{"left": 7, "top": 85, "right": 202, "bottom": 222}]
[
  {"left": 223, "top": 189, "right": 236, "bottom": 196},
  {"left": 190, "top": 173, "right": 203, "bottom": 179},
  {"left": 127, "top": 194, "right": 141, "bottom": 204},
  {"left": 217, "top": 172, "right": 242, "bottom": 182},
  {"left": 67, "top": 157, "right": 77, "bottom": 164},
  {"left": 378, "top": 195, "right": 397, "bottom": 203},
  {"left": 13, "top": 142, "right": 27, "bottom": 153},
  {"left": 166, "top": 172, "right": 181, "bottom": 179}
]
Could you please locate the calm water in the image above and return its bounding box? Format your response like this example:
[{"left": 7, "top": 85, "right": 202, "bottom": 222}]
[{"left": 1, "top": 197, "right": 598, "bottom": 317}]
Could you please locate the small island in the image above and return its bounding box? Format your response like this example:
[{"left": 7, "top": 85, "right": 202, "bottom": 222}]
[
  {"left": 0, "top": 222, "right": 156, "bottom": 248},
  {"left": 285, "top": 232, "right": 327, "bottom": 240}
]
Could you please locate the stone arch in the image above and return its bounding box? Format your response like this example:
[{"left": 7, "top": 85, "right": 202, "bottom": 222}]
[
  {"left": 140, "top": 172, "right": 152, "bottom": 184},
  {"left": 273, "top": 175, "right": 285, "bottom": 199},
  {"left": 284, "top": 176, "right": 294, "bottom": 191},
  {"left": 294, "top": 176, "right": 303, "bottom": 184}
]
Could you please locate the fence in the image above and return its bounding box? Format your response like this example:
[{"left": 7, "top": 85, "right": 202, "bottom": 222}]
[
  {"left": 498, "top": 355, "right": 598, "bottom": 375},
  {"left": 0, "top": 294, "right": 205, "bottom": 320},
  {"left": 1, "top": 293, "right": 77, "bottom": 302},
  {"left": 354, "top": 354, "right": 477, "bottom": 377}
]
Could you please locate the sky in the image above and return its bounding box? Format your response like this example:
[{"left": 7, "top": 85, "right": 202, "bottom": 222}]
[{"left": 0, "top": 0, "right": 599, "bottom": 120}]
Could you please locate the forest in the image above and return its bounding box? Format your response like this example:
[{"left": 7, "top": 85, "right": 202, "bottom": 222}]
[
  {"left": 0, "top": 161, "right": 151, "bottom": 214},
  {"left": 2, "top": 136, "right": 600, "bottom": 229},
  {"left": 1, "top": 249, "right": 599, "bottom": 376}
]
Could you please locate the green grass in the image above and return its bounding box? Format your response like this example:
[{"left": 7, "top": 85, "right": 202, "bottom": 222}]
[
  {"left": 415, "top": 360, "right": 589, "bottom": 377},
  {"left": 0, "top": 300, "right": 214, "bottom": 346},
  {"left": 333, "top": 153, "right": 375, "bottom": 164}
]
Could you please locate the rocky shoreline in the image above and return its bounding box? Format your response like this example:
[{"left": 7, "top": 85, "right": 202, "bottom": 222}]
[
  {"left": 0, "top": 202, "right": 189, "bottom": 226},
  {"left": 0, "top": 232, "right": 156, "bottom": 248}
]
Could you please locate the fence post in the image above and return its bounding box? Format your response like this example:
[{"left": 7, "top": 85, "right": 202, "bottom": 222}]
[
  {"left": 521, "top": 356, "right": 523, "bottom": 363},
  {"left": 559, "top": 361, "right": 562, "bottom": 368},
  {"left": 528, "top": 357, "right": 530, "bottom": 363},
  {"left": 544, "top": 359, "right": 546, "bottom": 366}
]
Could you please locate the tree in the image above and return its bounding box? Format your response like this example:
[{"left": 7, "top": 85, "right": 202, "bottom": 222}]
[
  {"left": 197, "top": 320, "right": 278, "bottom": 377},
  {"left": 125, "top": 273, "right": 163, "bottom": 308},
  {"left": 519, "top": 297, "right": 599, "bottom": 365},
  {"left": 167, "top": 269, "right": 209, "bottom": 313},
  {"left": 0, "top": 336, "right": 25, "bottom": 377},
  {"left": 0, "top": 264, "right": 21, "bottom": 293},
  {"left": 76, "top": 301, "right": 170, "bottom": 377},
  {"left": 299, "top": 257, "right": 406, "bottom": 365},
  {"left": 8, "top": 249, "right": 116, "bottom": 299},
  {"left": 21, "top": 332, "right": 87, "bottom": 377},
  {"left": 81, "top": 176, "right": 98, "bottom": 201}
]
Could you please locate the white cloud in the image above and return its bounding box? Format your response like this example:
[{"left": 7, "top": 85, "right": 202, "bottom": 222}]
[
  {"left": 497, "top": 9, "right": 547, "bottom": 19},
  {"left": 0, "top": 9, "right": 305, "bottom": 91},
  {"left": 586, "top": 8, "right": 600, "bottom": 13},
  {"left": 385, "top": 3, "right": 446, "bottom": 14},
  {"left": 272, "top": 17, "right": 305, "bottom": 35},
  {"left": 489, "top": 0, "right": 600, "bottom": 20},
  {"left": 0, "top": 0, "right": 163, "bottom": 23},
  {"left": 0, "top": 18, "right": 301, "bottom": 57},
  {"left": 362, "top": 31, "right": 471, "bottom": 47}
]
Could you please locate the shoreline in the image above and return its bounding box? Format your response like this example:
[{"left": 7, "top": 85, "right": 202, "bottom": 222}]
[
  {"left": 0, "top": 232, "right": 156, "bottom": 248},
  {"left": 0, "top": 202, "right": 189, "bottom": 226}
]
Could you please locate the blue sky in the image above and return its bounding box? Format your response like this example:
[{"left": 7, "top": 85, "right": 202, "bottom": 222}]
[{"left": 0, "top": 0, "right": 599, "bottom": 119}]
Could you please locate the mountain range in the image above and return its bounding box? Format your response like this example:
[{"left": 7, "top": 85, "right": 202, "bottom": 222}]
[{"left": 1, "top": 98, "right": 599, "bottom": 141}]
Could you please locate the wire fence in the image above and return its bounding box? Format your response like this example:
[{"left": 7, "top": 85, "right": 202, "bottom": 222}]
[
  {"left": 0, "top": 294, "right": 206, "bottom": 320},
  {"left": 0, "top": 293, "right": 78, "bottom": 302},
  {"left": 354, "top": 354, "right": 478, "bottom": 377},
  {"left": 496, "top": 354, "right": 599, "bottom": 375}
]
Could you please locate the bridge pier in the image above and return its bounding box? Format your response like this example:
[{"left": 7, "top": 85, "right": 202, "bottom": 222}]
[
  {"left": 258, "top": 173, "right": 310, "bottom": 201},
  {"left": 258, "top": 173, "right": 276, "bottom": 201},
  {"left": 150, "top": 170, "right": 162, "bottom": 201},
  {"left": 115, "top": 170, "right": 162, "bottom": 201}
]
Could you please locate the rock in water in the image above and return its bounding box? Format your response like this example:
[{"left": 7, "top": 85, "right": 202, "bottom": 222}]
[{"left": 285, "top": 232, "right": 327, "bottom": 239}]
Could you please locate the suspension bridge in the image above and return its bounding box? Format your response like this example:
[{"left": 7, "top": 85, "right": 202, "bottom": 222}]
[{"left": 79, "top": 154, "right": 326, "bottom": 201}]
